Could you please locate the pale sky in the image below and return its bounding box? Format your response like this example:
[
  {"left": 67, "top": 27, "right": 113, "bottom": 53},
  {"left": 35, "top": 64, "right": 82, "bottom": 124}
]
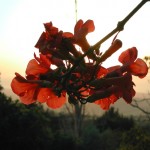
[{"left": 0, "top": 0, "right": 150, "bottom": 95}]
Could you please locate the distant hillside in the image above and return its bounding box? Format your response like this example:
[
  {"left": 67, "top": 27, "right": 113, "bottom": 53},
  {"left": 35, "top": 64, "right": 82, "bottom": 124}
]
[{"left": 3, "top": 88, "right": 150, "bottom": 117}]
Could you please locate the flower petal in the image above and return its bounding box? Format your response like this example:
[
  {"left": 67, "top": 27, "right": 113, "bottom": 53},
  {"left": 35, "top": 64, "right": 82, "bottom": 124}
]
[
  {"left": 95, "top": 98, "right": 111, "bottom": 110},
  {"left": 74, "top": 19, "right": 83, "bottom": 34},
  {"left": 37, "top": 88, "right": 53, "bottom": 103},
  {"left": 11, "top": 74, "right": 38, "bottom": 104},
  {"left": 129, "top": 58, "right": 148, "bottom": 78},
  {"left": 46, "top": 92, "right": 66, "bottom": 109},
  {"left": 26, "top": 59, "right": 48, "bottom": 75},
  {"left": 82, "top": 20, "right": 95, "bottom": 33},
  {"left": 119, "top": 47, "right": 137, "bottom": 64},
  {"left": 19, "top": 87, "right": 38, "bottom": 105}
]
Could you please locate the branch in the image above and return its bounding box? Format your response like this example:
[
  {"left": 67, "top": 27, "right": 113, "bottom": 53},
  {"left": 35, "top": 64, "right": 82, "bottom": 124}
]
[
  {"left": 67, "top": 0, "right": 149, "bottom": 74},
  {"left": 131, "top": 98, "right": 150, "bottom": 120}
]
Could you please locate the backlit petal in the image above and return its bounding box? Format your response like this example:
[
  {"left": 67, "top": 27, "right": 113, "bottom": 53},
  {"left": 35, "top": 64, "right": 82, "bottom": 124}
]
[
  {"left": 129, "top": 58, "right": 148, "bottom": 78},
  {"left": 46, "top": 92, "right": 66, "bottom": 109},
  {"left": 119, "top": 47, "right": 137, "bottom": 64},
  {"left": 11, "top": 75, "right": 38, "bottom": 104},
  {"left": 74, "top": 19, "right": 83, "bottom": 34},
  {"left": 19, "top": 87, "right": 37, "bottom": 105},
  {"left": 26, "top": 59, "right": 48, "bottom": 75},
  {"left": 95, "top": 98, "right": 111, "bottom": 110},
  {"left": 37, "top": 88, "right": 54, "bottom": 103},
  {"left": 82, "top": 20, "right": 95, "bottom": 33}
]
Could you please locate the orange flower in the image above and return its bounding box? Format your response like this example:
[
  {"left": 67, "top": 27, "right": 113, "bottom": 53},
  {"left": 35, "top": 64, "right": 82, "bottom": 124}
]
[
  {"left": 73, "top": 19, "right": 96, "bottom": 59},
  {"left": 88, "top": 73, "right": 135, "bottom": 109},
  {"left": 11, "top": 54, "right": 66, "bottom": 109},
  {"left": 11, "top": 19, "right": 149, "bottom": 111},
  {"left": 74, "top": 19, "right": 95, "bottom": 42},
  {"left": 87, "top": 46, "right": 148, "bottom": 110},
  {"left": 119, "top": 47, "right": 148, "bottom": 78}
]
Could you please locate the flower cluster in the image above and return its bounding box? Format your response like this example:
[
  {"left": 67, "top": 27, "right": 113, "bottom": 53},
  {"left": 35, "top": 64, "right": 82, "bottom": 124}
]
[{"left": 11, "top": 20, "right": 148, "bottom": 110}]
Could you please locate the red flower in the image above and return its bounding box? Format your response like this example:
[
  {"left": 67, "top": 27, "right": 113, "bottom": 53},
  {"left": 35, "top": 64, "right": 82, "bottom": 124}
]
[
  {"left": 35, "top": 22, "right": 79, "bottom": 64},
  {"left": 93, "top": 73, "right": 135, "bottom": 109},
  {"left": 89, "top": 47, "right": 148, "bottom": 109},
  {"left": 74, "top": 19, "right": 95, "bottom": 42},
  {"left": 119, "top": 47, "right": 148, "bottom": 78},
  {"left": 35, "top": 26, "right": 63, "bottom": 56},
  {"left": 11, "top": 54, "right": 66, "bottom": 109},
  {"left": 73, "top": 19, "right": 95, "bottom": 59},
  {"left": 88, "top": 69, "right": 136, "bottom": 109},
  {"left": 11, "top": 73, "right": 39, "bottom": 105}
]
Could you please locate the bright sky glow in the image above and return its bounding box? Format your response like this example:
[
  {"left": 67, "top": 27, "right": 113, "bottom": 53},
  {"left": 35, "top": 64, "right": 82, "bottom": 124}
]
[{"left": 0, "top": 0, "right": 150, "bottom": 94}]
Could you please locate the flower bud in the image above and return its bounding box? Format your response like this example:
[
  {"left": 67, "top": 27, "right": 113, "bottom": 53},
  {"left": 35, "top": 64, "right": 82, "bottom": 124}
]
[{"left": 100, "top": 39, "right": 122, "bottom": 62}]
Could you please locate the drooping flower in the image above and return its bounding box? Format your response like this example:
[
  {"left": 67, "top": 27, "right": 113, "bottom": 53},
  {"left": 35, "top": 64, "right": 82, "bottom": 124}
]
[
  {"left": 11, "top": 73, "right": 39, "bottom": 105},
  {"left": 11, "top": 54, "right": 66, "bottom": 109},
  {"left": 119, "top": 47, "right": 148, "bottom": 78},
  {"left": 87, "top": 47, "right": 147, "bottom": 110},
  {"left": 88, "top": 71, "right": 135, "bottom": 109}
]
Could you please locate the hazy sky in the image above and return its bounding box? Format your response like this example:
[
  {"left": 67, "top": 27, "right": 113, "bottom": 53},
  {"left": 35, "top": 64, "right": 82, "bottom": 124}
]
[{"left": 0, "top": 0, "right": 150, "bottom": 95}]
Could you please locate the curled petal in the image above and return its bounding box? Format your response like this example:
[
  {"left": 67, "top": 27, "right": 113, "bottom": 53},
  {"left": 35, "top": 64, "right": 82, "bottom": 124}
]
[
  {"left": 129, "top": 58, "right": 148, "bottom": 78},
  {"left": 119, "top": 47, "right": 137, "bottom": 64}
]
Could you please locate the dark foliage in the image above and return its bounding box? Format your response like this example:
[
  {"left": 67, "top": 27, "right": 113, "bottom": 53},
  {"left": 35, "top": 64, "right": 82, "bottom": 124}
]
[
  {"left": 1, "top": 91, "right": 150, "bottom": 150},
  {"left": 0, "top": 92, "right": 54, "bottom": 150},
  {"left": 94, "top": 107, "right": 134, "bottom": 132}
]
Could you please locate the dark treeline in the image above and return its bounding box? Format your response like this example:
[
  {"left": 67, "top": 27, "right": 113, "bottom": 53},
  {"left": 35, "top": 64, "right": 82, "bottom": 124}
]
[{"left": 1, "top": 91, "right": 150, "bottom": 150}]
